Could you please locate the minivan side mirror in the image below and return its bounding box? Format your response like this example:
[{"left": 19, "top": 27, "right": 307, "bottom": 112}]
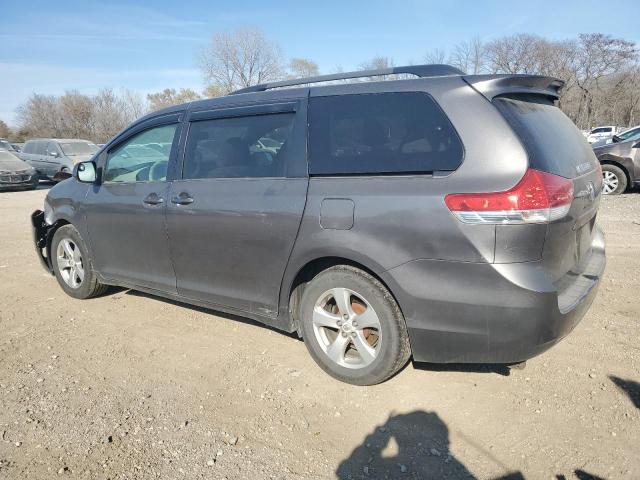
[
  {"left": 49, "top": 151, "right": 59, "bottom": 157},
  {"left": 74, "top": 161, "right": 97, "bottom": 183}
]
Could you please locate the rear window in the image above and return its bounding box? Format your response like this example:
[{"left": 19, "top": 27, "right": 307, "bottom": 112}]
[
  {"left": 494, "top": 95, "right": 598, "bottom": 178},
  {"left": 308, "top": 92, "right": 463, "bottom": 175}
]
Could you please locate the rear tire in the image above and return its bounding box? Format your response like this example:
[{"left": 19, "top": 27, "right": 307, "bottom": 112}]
[
  {"left": 51, "top": 225, "right": 109, "bottom": 299},
  {"left": 299, "top": 265, "right": 411, "bottom": 385},
  {"left": 601, "top": 164, "right": 627, "bottom": 195}
]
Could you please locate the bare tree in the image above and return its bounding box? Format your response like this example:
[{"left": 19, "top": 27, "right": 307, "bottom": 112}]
[
  {"left": 120, "top": 89, "right": 147, "bottom": 121},
  {"left": 573, "top": 33, "right": 637, "bottom": 128},
  {"left": 91, "top": 89, "right": 128, "bottom": 143},
  {"left": 485, "top": 34, "right": 545, "bottom": 74},
  {"left": 147, "top": 88, "right": 202, "bottom": 111},
  {"left": 198, "top": 27, "right": 284, "bottom": 93},
  {"left": 359, "top": 56, "right": 394, "bottom": 70},
  {"left": 202, "top": 84, "right": 225, "bottom": 98},
  {"left": 423, "top": 49, "right": 447, "bottom": 64},
  {"left": 0, "top": 120, "right": 10, "bottom": 139},
  {"left": 58, "top": 91, "right": 94, "bottom": 139},
  {"left": 16, "top": 94, "right": 61, "bottom": 138},
  {"left": 449, "top": 37, "right": 487, "bottom": 74},
  {"left": 289, "top": 58, "right": 319, "bottom": 78},
  {"left": 357, "top": 56, "right": 397, "bottom": 81}
]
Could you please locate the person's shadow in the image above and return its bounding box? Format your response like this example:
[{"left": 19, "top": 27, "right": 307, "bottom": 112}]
[{"left": 336, "top": 410, "right": 523, "bottom": 479}]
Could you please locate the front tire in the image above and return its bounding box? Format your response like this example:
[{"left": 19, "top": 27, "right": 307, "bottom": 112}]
[
  {"left": 299, "top": 265, "right": 411, "bottom": 385},
  {"left": 601, "top": 164, "right": 627, "bottom": 195},
  {"left": 51, "top": 225, "right": 108, "bottom": 299}
]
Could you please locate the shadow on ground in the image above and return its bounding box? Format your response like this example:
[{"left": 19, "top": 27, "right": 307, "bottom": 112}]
[
  {"left": 122, "top": 288, "right": 300, "bottom": 339},
  {"left": 610, "top": 375, "right": 640, "bottom": 409},
  {"left": 121, "top": 289, "right": 518, "bottom": 378},
  {"left": 335, "top": 410, "right": 523, "bottom": 479},
  {"left": 336, "top": 411, "right": 612, "bottom": 479},
  {"left": 413, "top": 361, "right": 512, "bottom": 376}
]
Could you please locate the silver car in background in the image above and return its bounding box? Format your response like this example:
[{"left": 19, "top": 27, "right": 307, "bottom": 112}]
[
  {"left": 591, "top": 125, "right": 640, "bottom": 148},
  {"left": 19, "top": 139, "right": 99, "bottom": 181}
]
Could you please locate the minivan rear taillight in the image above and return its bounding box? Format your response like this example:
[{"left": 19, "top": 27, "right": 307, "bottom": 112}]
[{"left": 445, "top": 168, "right": 574, "bottom": 224}]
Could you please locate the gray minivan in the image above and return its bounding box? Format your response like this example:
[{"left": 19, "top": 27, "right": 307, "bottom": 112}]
[
  {"left": 32, "top": 65, "right": 605, "bottom": 385},
  {"left": 20, "top": 138, "right": 98, "bottom": 180}
]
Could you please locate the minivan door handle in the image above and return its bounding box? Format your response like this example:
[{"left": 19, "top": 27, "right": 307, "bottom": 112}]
[
  {"left": 171, "top": 192, "right": 194, "bottom": 205},
  {"left": 143, "top": 192, "right": 164, "bottom": 206}
]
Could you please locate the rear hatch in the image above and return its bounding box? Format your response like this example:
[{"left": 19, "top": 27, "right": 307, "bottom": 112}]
[{"left": 493, "top": 94, "right": 603, "bottom": 293}]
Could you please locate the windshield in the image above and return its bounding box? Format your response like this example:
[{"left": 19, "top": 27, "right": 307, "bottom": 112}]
[
  {"left": 616, "top": 127, "right": 640, "bottom": 142},
  {"left": 0, "top": 140, "right": 16, "bottom": 152},
  {"left": 60, "top": 142, "right": 98, "bottom": 156}
]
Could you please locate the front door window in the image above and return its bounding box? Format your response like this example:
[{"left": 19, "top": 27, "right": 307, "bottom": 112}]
[{"left": 105, "top": 124, "right": 178, "bottom": 183}]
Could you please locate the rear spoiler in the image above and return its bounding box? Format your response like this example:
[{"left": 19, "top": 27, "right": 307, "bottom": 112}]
[{"left": 462, "top": 74, "right": 565, "bottom": 101}]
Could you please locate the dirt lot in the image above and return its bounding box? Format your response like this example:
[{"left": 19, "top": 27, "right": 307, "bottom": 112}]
[{"left": 0, "top": 185, "right": 638, "bottom": 480}]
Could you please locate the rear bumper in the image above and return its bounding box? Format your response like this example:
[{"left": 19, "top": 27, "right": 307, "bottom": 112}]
[{"left": 382, "top": 227, "right": 605, "bottom": 364}]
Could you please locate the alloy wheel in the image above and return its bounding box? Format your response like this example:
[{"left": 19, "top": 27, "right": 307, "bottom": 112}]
[
  {"left": 602, "top": 170, "right": 619, "bottom": 195},
  {"left": 56, "top": 238, "right": 85, "bottom": 289},
  {"left": 312, "top": 288, "right": 382, "bottom": 369}
]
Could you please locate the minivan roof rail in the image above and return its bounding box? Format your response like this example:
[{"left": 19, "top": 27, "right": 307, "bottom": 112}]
[{"left": 231, "top": 64, "right": 465, "bottom": 95}]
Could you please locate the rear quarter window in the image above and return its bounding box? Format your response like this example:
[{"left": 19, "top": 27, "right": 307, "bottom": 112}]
[
  {"left": 494, "top": 95, "right": 598, "bottom": 178},
  {"left": 308, "top": 92, "right": 463, "bottom": 175}
]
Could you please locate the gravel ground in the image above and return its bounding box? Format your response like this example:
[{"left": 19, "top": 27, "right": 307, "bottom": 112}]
[{"left": 0, "top": 185, "right": 639, "bottom": 480}]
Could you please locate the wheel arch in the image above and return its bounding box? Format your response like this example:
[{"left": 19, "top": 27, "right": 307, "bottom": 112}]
[
  {"left": 283, "top": 255, "right": 404, "bottom": 336},
  {"left": 43, "top": 218, "right": 72, "bottom": 272},
  {"left": 598, "top": 155, "right": 634, "bottom": 185}
]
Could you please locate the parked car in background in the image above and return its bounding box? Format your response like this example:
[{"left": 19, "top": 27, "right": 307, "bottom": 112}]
[
  {"left": 587, "top": 126, "right": 620, "bottom": 144},
  {"left": 0, "top": 139, "right": 17, "bottom": 152},
  {"left": 591, "top": 125, "right": 640, "bottom": 148},
  {"left": 32, "top": 65, "right": 605, "bottom": 385},
  {"left": 0, "top": 150, "right": 39, "bottom": 190},
  {"left": 19, "top": 139, "right": 99, "bottom": 181},
  {"left": 594, "top": 133, "right": 640, "bottom": 195}
]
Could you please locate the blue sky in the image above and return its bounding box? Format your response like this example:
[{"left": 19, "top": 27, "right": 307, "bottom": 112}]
[{"left": 1, "top": 0, "right": 639, "bottom": 125}]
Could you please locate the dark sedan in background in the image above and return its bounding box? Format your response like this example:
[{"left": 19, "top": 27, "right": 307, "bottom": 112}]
[
  {"left": 0, "top": 150, "right": 39, "bottom": 190},
  {"left": 593, "top": 129, "right": 640, "bottom": 195}
]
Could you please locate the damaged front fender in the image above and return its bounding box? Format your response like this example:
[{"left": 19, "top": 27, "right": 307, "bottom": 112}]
[{"left": 31, "top": 210, "right": 56, "bottom": 274}]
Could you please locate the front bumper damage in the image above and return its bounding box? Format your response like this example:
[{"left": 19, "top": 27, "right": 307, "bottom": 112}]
[{"left": 31, "top": 210, "right": 55, "bottom": 274}]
